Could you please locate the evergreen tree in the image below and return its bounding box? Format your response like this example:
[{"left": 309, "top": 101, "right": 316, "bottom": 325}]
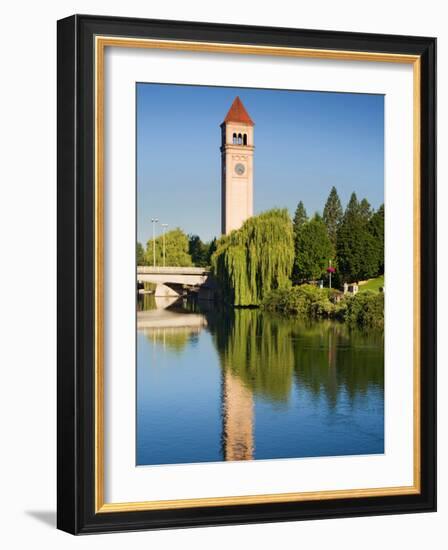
[
  {"left": 345, "top": 192, "right": 360, "bottom": 220},
  {"left": 359, "top": 198, "right": 373, "bottom": 223},
  {"left": 292, "top": 201, "right": 308, "bottom": 281},
  {"left": 294, "top": 214, "right": 334, "bottom": 281},
  {"left": 337, "top": 193, "right": 359, "bottom": 281},
  {"left": 293, "top": 201, "right": 308, "bottom": 236},
  {"left": 336, "top": 193, "right": 378, "bottom": 282},
  {"left": 368, "top": 204, "right": 385, "bottom": 274},
  {"left": 323, "top": 186, "right": 343, "bottom": 246}
]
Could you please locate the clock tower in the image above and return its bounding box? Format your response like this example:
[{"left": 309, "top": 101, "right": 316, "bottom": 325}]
[{"left": 220, "top": 97, "right": 254, "bottom": 235}]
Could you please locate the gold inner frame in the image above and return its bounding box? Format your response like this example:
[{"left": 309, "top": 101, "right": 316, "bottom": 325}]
[{"left": 94, "top": 36, "right": 421, "bottom": 513}]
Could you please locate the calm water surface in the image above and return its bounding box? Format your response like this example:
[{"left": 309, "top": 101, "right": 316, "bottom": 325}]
[{"left": 137, "top": 296, "right": 384, "bottom": 466}]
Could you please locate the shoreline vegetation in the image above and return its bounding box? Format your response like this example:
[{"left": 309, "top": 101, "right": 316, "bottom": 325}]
[
  {"left": 210, "top": 189, "right": 384, "bottom": 331},
  {"left": 261, "top": 285, "right": 384, "bottom": 331},
  {"left": 140, "top": 187, "right": 384, "bottom": 330}
]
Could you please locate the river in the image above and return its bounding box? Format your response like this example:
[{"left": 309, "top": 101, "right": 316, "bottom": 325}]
[{"left": 136, "top": 295, "right": 384, "bottom": 466}]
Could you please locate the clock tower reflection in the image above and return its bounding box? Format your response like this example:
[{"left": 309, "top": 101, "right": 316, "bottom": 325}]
[{"left": 222, "top": 367, "right": 254, "bottom": 461}]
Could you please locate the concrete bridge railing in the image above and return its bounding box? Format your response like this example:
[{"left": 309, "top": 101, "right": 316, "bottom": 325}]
[
  {"left": 137, "top": 266, "right": 210, "bottom": 275},
  {"left": 137, "top": 266, "right": 214, "bottom": 299}
]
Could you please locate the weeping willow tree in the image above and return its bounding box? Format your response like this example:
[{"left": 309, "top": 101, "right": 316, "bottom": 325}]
[{"left": 212, "top": 209, "right": 294, "bottom": 306}]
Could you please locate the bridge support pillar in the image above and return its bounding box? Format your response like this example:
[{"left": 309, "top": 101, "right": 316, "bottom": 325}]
[{"left": 154, "top": 283, "right": 180, "bottom": 298}]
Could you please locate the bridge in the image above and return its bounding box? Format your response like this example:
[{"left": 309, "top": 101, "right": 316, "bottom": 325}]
[{"left": 137, "top": 266, "right": 214, "bottom": 298}]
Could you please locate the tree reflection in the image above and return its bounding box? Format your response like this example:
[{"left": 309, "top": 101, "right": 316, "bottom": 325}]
[
  {"left": 140, "top": 327, "right": 194, "bottom": 354},
  {"left": 292, "top": 320, "right": 384, "bottom": 408},
  {"left": 206, "top": 308, "right": 384, "bottom": 407},
  {"left": 137, "top": 299, "right": 384, "bottom": 464}
]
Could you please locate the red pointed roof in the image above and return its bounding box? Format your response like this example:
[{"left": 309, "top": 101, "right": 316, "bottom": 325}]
[{"left": 223, "top": 96, "right": 254, "bottom": 126}]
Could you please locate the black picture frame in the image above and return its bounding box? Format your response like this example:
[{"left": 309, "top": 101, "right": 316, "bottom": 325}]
[{"left": 57, "top": 14, "right": 436, "bottom": 534}]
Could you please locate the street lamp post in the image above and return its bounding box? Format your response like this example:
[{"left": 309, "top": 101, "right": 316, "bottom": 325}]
[
  {"left": 161, "top": 223, "right": 168, "bottom": 267},
  {"left": 151, "top": 218, "right": 158, "bottom": 267}
]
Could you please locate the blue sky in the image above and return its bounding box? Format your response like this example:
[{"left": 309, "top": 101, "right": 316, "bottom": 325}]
[{"left": 137, "top": 83, "right": 384, "bottom": 244}]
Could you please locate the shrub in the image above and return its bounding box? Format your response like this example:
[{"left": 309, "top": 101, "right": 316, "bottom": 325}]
[
  {"left": 262, "top": 286, "right": 384, "bottom": 330},
  {"left": 262, "top": 284, "right": 336, "bottom": 319},
  {"left": 344, "top": 291, "right": 384, "bottom": 330}
]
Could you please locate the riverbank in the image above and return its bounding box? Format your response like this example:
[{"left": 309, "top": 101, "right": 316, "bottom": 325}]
[{"left": 261, "top": 284, "right": 384, "bottom": 330}]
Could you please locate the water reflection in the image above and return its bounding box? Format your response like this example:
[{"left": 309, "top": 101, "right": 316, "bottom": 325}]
[
  {"left": 210, "top": 309, "right": 295, "bottom": 403},
  {"left": 222, "top": 369, "right": 254, "bottom": 460},
  {"left": 137, "top": 296, "right": 384, "bottom": 465}
]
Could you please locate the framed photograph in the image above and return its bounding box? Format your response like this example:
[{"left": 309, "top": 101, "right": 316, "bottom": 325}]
[{"left": 57, "top": 15, "right": 436, "bottom": 534}]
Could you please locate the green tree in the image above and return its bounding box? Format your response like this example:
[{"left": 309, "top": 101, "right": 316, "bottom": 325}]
[
  {"left": 336, "top": 193, "right": 379, "bottom": 282},
  {"left": 344, "top": 192, "right": 360, "bottom": 220},
  {"left": 293, "top": 201, "right": 308, "bottom": 236},
  {"left": 212, "top": 209, "right": 294, "bottom": 306},
  {"left": 188, "top": 235, "right": 218, "bottom": 267},
  {"left": 294, "top": 214, "right": 334, "bottom": 281},
  {"left": 188, "top": 235, "right": 208, "bottom": 267},
  {"left": 136, "top": 241, "right": 147, "bottom": 266},
  {"left": 345, "top": 291, "right": 384, "bottom": 330},
  {"left": 146, "top": 227, "right": 192, "bottom": 267},
  {"left": 205, "top": 237, "right": 217, "bottom": 266},
  {"left": 323, "top": 186, "right": 343, "bottom": 246},
  {"left": 292, "top": 201, "right": 308, "bottom": 281},
  {"left": 359, "top": 198, "right": 373, "bottom": 222},
  {"left": 368, "top": 204, "right": 385, "bottom": 274}
]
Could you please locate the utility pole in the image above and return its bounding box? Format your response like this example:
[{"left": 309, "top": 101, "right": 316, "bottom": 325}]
[
  {"left": 161, "top": 223, "right": 168, "bottom": 267},
  {"left": 151, "top": 218, "right": 158, "bottom": 267}
]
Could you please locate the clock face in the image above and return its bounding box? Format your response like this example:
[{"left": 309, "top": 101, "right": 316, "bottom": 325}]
[{"left": 235, "top": 163, "right": 246, "bottom": 176}]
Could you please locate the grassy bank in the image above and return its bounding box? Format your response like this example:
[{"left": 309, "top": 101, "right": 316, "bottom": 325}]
[
  {"left": 358, "top": 275, "right": 384, "bottom": 293},
  {"left": 262, "top": 284, "right": 384, "bottom": 330}
]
